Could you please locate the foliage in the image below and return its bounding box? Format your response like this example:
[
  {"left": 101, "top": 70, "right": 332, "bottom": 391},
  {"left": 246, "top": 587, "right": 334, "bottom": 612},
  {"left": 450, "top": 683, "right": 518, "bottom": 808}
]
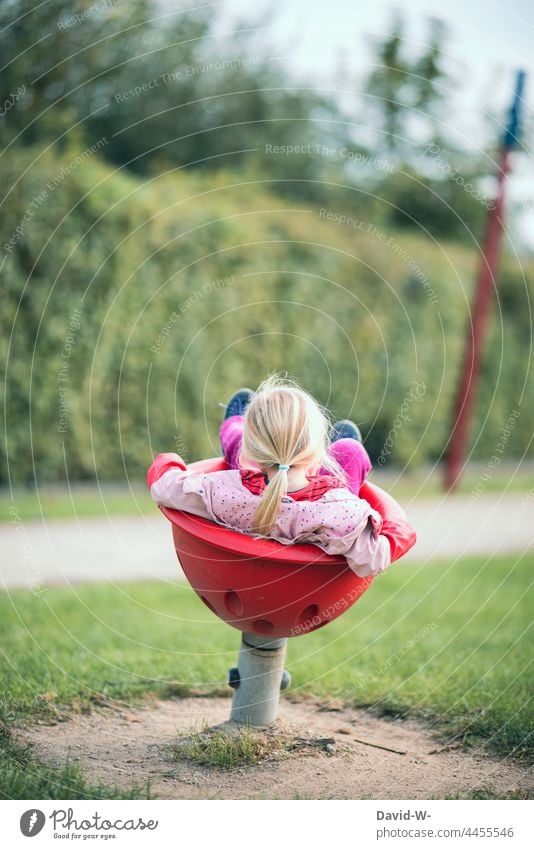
[
  {"left": 1, "top": 3, "right": 531, "bottom": 484},
  {"left": 0, "top": 0, "right": 500, "bottom": 231},
  {"left": 363, "top": 15, "right": 450, "bottom": 156},
  {"left": 1, "top": 147, "right": 532, "bottom": 485},
  {"left": 0, "top": 0, "right": 346, "bottom": 201}
]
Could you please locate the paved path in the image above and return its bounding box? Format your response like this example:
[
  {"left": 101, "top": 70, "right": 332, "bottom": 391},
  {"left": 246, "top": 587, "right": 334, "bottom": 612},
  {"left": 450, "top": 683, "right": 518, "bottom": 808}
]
[
  {"left": 1, "top": 491, "right": 533, "bottom": 590},
  {"left": 401, "top": 489, "right": 534, "bottom": 563},
  {"left": 1, "top": 513, "right": 182, "bottom": 591}
]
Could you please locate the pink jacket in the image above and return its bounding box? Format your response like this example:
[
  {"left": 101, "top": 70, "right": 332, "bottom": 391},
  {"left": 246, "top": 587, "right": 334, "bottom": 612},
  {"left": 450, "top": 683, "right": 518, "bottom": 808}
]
[{"left": 148, "top": 453, "right": 415, "bottom": 578}]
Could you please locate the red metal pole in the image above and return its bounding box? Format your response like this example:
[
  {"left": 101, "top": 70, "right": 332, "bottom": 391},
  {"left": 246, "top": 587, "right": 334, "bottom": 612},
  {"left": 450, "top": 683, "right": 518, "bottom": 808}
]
[
  {"left": 444, "top": 70, "right": 525, "bottom": 492},
  {"left": 444, "top": 148, "right": 511, "bottom": 491}
]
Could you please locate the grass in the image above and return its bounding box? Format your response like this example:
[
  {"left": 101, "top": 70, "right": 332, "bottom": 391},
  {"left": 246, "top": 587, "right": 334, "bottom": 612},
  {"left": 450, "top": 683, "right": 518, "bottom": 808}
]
[
  {"left": 0, "top": 552, "right": 532, "bottom": 797},
  {"left": 441, "top": 787, "right": 531, "bottom": 800},
  {"left": 383, "top": 462, "right": 534, "bottom": 500},
  {"left": 2, "top": 461, "right": 533, "bottom": 522},
  {"left": 292, "top": 788, "right": 532, "bottom": 800},
  {"left": 167, "top": 725, "right": 331, "bottom": 770},
  {"left": 169, "top": 726, "right": 282, "bottom": 769},
  {"left": 0, "top": 722, "right": 150, "bottom": 800},
  {"left": 1, "top": 484, "right": 154, "bottom": 523}
]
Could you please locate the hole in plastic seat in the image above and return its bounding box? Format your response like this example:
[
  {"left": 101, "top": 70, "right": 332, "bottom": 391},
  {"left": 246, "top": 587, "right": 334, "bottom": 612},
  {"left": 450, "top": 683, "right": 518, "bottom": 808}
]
[
  {"left": 309, "top": 618, "right": 330, "bottom": 632},
  {"left": 225, "top": 590, "right": 243, "bottom": 617},
  {"left": 295, "top": 603, "right": 320, "bottom": 630},
  {"left": 200, "top": 595, "right": 216, "bottom": 614},
  {"left": 252, "top": 619, "right": 275, "bottom": 635}
]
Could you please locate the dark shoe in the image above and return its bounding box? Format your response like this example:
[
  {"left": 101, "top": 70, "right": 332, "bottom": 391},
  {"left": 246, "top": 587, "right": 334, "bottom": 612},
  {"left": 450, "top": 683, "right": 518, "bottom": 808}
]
[
  {"left": 223, "top": 388, "right": 255, "bottom": 420},
  {"left": 331, "top": 419, "right": 362, "bottom": 443}
]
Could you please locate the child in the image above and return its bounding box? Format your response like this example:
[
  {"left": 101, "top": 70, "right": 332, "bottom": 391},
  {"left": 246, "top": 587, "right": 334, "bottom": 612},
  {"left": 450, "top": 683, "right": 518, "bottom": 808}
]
[{"left": 147, "top": 376, "right": 416, "bottom": 577}]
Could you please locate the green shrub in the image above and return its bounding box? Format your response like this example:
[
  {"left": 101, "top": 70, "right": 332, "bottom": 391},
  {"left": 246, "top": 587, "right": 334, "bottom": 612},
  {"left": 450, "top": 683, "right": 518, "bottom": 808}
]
[{"left": 2, "top": 148, "right": 532, "bottom": 484}]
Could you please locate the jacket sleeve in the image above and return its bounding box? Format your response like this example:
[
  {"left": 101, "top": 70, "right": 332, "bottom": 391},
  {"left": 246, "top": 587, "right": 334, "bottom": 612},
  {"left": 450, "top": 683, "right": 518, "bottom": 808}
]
[
  {"left": 380, "top": 517, "right": 417, "bottom": 563},
  {"left": 342, "top": 521, "right": 392, "bottom": 577},
  {"left": 147, "top": 452, "right": 187, "bottom": 487},
  {"left": 319, "top": 513, "right": 417, "bottom": 578},
  {"left": 146, "top": 453, "right": 212, "bottom": 519}
]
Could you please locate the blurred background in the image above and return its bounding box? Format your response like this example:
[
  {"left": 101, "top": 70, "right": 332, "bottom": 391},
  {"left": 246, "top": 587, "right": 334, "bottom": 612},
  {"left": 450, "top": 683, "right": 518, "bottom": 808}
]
[
  {"left": 1, "top": 0, "right": 533, "bottom": 514},
  {"left": 2, "top": 4, "right": 534, "bottom": 805}
]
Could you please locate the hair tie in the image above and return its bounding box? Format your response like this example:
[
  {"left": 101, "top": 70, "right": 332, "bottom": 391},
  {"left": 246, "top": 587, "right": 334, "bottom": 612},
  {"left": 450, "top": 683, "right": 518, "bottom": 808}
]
[{"left": 278, "top": 463, "right": 290, "bottom": 472}]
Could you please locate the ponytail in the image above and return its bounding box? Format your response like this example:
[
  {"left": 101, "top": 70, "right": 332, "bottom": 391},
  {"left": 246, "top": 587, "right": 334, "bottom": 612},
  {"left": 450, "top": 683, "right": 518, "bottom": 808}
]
[
  {"left": 241, "top": 375, "right": 344, "bottom": 537},
  {"left": 251, "top": 466, "right": 289, "bottom": 535}
]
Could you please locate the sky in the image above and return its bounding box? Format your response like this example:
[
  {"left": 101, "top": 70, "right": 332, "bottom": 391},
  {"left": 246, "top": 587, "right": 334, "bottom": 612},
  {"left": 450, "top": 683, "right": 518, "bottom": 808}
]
[
  {"left": 217, "top": 0, "right": 534, "bottom": 115},
  {"left": 212, "top": 0, "right": 534, "bottom": 246}
]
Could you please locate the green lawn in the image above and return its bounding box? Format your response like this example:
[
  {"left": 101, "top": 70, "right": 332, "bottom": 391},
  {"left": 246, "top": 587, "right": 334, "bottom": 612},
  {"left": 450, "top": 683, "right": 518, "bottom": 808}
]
[
  {"left": 2, "top": 461, "right": 533, "bottom": 522},
  {"left": 1, "top": 485, "right": 154, "bottom": 523},
  {"left": 1, "top": 553, "right": 532, "bottom": 798}
]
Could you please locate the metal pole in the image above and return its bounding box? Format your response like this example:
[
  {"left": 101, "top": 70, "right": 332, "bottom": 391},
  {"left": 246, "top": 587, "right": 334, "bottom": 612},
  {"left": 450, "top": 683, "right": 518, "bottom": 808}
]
[
  {"left": 444, "top": 146, "right": 510, "bottom": 490},
  {"left": 445, "top": 70, "right": 526, "bottom": 491},
  {"left": 228, "top": 632, "right": 291, "bottom": 726}
]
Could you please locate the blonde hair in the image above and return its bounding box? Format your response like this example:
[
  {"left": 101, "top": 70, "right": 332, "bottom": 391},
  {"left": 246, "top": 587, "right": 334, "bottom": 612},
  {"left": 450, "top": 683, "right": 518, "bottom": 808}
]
[{"left": 238, "top": 375, "right": 346, "bottom": 536}]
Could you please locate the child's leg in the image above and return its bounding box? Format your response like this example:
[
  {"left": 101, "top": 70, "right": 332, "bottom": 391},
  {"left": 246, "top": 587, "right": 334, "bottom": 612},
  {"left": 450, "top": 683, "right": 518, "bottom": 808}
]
[
  {"left": 219, "top": 415, "right": 244, "bottom": 470},
  {"left": 326, "top": 438, "right": 372, "bottom": 495}
]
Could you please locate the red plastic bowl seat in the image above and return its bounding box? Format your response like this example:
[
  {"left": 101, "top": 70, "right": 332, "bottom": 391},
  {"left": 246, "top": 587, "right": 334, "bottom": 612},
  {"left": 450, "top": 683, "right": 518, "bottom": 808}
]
[{"left": 161, "top": 457, "right": 407, "bottom": 639}]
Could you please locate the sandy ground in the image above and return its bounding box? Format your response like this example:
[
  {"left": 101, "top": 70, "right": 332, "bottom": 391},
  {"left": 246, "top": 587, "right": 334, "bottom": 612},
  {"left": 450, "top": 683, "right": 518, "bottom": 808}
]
[
  {"left": 22, "top": 696, "right": 533, "bottom": 800},
  {"left": 2, "top": 491, "right": 534, "bottom": 590}
]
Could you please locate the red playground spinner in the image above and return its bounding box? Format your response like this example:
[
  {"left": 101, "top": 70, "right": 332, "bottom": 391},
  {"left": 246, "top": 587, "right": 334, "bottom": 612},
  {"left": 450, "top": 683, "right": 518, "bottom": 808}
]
[
  {"left": 159, "top": 457, "right": 414, "bottom": 725},
  {"left": 160, "top": 457, "right": 411, "bottom": 640}
]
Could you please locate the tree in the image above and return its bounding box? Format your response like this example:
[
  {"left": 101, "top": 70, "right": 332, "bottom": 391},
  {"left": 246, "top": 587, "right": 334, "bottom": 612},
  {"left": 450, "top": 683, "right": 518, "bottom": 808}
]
[
  {"left": 363, "top": 15, "right": 450, "bottom": 157},
  {"left": 0, "top": 0, "right": 348, "bottom": 201}
]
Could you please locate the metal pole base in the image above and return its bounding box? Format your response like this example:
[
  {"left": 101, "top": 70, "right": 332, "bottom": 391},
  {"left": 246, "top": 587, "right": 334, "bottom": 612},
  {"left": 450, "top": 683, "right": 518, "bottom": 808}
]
[{"left": 228, "top": 632, "right": 290, "bottom": 726}]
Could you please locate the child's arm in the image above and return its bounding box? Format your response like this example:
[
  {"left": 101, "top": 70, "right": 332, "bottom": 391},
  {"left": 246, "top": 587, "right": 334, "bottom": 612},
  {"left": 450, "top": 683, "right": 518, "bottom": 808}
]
[
  {"left": 380, "top": 516, "right": 417, "bottom": 563},
  {"left": 339, "top": 515, "right": 417, "bottom": 578},
  {"left": 147, "top": 453, "right": 212, "bottom": 519},
  {"left": 342, "top": 521, "right": 390, "bottom": 577}
]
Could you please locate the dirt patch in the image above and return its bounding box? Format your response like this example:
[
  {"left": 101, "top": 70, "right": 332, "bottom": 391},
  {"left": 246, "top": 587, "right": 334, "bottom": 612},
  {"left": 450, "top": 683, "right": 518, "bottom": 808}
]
[{"left": 22, "top": 697, "right": 532, "bottom": 800}]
